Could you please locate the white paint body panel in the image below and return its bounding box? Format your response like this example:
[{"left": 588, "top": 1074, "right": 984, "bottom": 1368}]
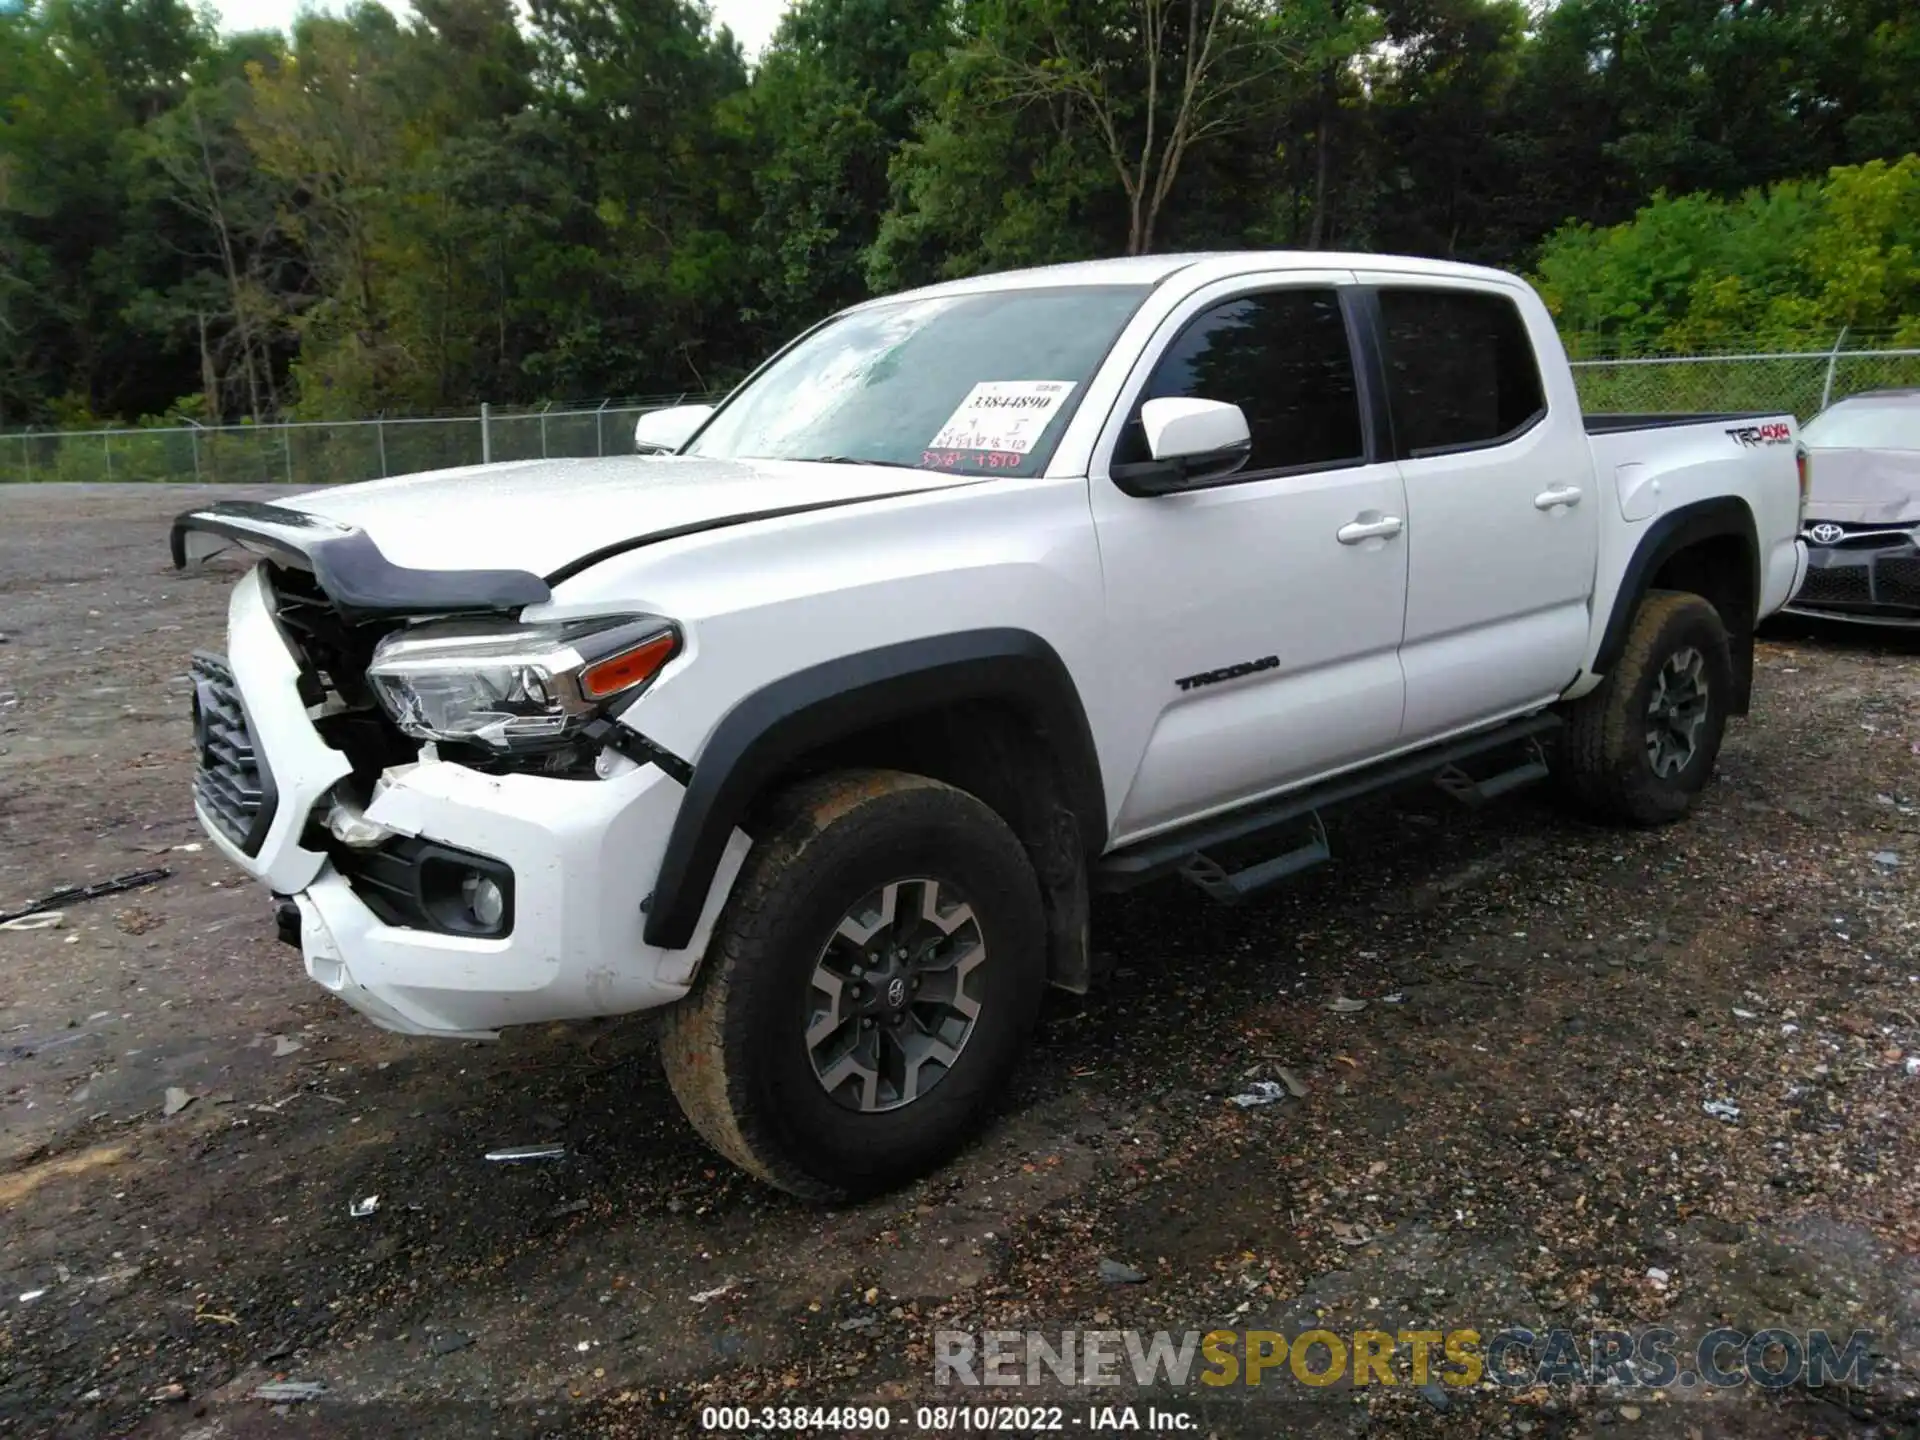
[
  {"left": 190, "top": 250, "right": 1805, "bottom": 1036},
  {"left": 1356, "top": 272, "right": 1601, "bottom": 738}
]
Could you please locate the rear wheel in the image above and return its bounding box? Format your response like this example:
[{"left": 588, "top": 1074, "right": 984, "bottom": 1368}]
[
  {"left": 658, "top": 769, "right": 1046, "bottom": 1200},
  {"left": 1557, "top": 589, "right": 1733, "bottom": 826}
]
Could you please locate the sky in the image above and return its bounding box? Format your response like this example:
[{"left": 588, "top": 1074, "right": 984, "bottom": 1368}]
[{"left": 210, "top": 0, "right": 793, "bottom": 59}]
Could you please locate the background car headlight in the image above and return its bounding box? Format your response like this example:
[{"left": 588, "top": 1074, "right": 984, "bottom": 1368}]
[{"left": 366, "top": 614, "right": 678, "bottom": 749}]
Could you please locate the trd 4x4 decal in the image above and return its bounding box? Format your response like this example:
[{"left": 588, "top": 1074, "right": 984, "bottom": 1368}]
[{"left": 1725, "top": 422, "right": 1792, "bottom": 447}]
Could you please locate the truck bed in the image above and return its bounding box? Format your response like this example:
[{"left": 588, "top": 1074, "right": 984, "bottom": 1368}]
[{"left": 1583, "top": 411, "right": 1783, "bottom": 435}]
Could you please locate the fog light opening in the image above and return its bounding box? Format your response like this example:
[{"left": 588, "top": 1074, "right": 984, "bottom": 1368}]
[{"left": 461, "top": 873, "right": 506, "bottom": 930}]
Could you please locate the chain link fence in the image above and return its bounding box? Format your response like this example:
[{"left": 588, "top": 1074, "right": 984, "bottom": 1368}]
[
  {"left": 0, "top": 396, "right": 717, "bottom": 488},
  {"left": 7, "top": 347, "right": 1920, "bottom": 487},
  {"left": 1569, "top": 346, "right": 1920, "bottom": 420}
]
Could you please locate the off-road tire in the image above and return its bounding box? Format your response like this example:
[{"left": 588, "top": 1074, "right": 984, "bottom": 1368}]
[
  {"left": 658, "top": 769, "right": 1047, "bottom": 1200},
  {"left": 1557, "top": 588, "right": 1733, "bottom": 826}
]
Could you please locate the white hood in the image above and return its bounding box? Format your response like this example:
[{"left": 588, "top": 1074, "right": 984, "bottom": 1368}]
[{"left": 286, "top": 454, "right": 973, "bottom": 577}]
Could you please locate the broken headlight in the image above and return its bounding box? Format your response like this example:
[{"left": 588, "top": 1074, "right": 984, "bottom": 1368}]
[{"left": 365, "top": 614, "right": 678, "bottom": 751}]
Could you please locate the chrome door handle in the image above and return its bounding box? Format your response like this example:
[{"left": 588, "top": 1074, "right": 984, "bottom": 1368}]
[
  {"left": 1534, "top": 485, "right": 1583, "bottom": 510},
  {"left": 1336, "top": 515, "right": 1404, "bottom": 545}
]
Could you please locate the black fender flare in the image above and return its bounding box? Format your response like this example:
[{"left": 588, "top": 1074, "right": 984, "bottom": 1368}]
[
  {"left": 642, "top": 629, "right": 1107, "bottom": 951},
  {"left": 1591, "top": 496, "right": 1759, "bottom": 679}
]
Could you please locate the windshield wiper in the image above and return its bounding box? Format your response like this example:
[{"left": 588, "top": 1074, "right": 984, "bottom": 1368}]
[{"left": 799, "top": 455, "right": 897, "bottom": 467}]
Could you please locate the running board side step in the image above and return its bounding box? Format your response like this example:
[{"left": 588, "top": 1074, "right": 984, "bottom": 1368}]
[{"left": 1096, "top": 713, "right": 1561, "bottom": 901}]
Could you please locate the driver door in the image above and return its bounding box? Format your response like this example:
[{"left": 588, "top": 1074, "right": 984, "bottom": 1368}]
[{"left": 1089, "top": 275, "right": 1410, "bottom": 843}]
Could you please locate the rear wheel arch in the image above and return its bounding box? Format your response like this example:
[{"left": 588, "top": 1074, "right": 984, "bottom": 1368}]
[
  {"left": 642, "top": 630, "right": 1105, "bottom": 963},
  {"left": 1595, "top": 498, "right": 1760, "bottom": 714}
]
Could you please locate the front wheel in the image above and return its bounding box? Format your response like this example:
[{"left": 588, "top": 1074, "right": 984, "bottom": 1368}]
[
  {"left": 1556, "top": 588, "right": 1733, "bottom": 826},
  {"left": 658, "top": 769, "right": 1047, "bottom": 1200}
]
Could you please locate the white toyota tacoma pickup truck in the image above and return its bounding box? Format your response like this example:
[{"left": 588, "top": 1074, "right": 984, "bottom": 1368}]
[{"left": 172, "top": 252, "right": 1809, "bottom": 1198}]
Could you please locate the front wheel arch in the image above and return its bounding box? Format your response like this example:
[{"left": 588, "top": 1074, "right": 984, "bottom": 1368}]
[{"left": 642, "top": 630, "right": 1104, "bottom": 953}]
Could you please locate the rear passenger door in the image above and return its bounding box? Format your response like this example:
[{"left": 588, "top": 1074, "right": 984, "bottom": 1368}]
[
  {"left": 1090, "top": 275, "right": 1410, "bottom": 842},
  {"left": 1357, "top": 277, "right": 1600, "bottom": 739}
]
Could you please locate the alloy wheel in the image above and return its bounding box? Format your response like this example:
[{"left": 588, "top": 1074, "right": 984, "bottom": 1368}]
[
  {"left": 804, "top": 878, "right": 986, "bottom": 1113},
  {"left": 1645, "top": 646, "right": 1710, "bottom": 778}
]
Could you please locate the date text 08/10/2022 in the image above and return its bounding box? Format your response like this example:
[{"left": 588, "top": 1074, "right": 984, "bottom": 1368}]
[{"left": 698, "top": 1404, "right": 1195, "bottom": 1432}]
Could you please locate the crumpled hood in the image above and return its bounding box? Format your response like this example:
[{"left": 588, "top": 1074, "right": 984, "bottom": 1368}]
[
  {"left": 1805, "top": 447, "right": 1920, "bottom": 525},
  {"left": 285, "top": 453, "right": 973, "bottom": 577}
]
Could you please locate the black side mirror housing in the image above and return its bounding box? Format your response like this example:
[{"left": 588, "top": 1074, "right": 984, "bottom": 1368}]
[{"left": 1110, "top": 443, "right": 1254, "bottom": 498}]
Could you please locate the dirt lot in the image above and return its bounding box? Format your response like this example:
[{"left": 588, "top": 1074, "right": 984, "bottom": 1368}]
[{"left": 1, "top": 483, "right": 1917, "bottom": 1440}]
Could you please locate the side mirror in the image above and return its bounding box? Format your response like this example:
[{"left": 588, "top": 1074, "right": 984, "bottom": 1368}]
[
  {"left": 1113, "top": 397, "right": 1253, "bottom": 496},
  {"left": 633, "top": 404, "right": 715, "bottom": 454}
]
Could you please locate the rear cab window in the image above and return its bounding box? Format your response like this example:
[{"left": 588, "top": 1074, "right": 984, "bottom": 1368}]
[{"left": 1375, "top": 287, "right": 1546, "bottom": 458}]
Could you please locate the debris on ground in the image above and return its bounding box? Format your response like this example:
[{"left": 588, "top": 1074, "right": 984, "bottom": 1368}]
[
  {"left": 429, "top": 1332, "right": 473, "bottom": 1356},
  {"left": 0, "top": 911, "right": 63, "bottom": 932},
  {"left": 1229, "top": 1080, "right": 1288, "bottom": 1108},
  {"left": 349, "top": 1195, "right": 380, "bottom": 1218},
  {"left": 1328, "top": 997, "right": 1368, "bottom": 1013},
  {"left": 1097, "top": 1258, "right": 1147, "bottom": 1284},
  {"left": 1703, "top": 1098, "right": 1742, "bottom": 1122},
  {"left": 148, "top": 1383, "right": 188, "bottom": 1403},
  {"left": 272, "top": 1036, "right": 304, "bottom": 1057},
  {"left": 545, "top": 1199, "right": 589, "bottom": 1219},
  {"left": 1646, "top": 1267, "right": 1670, "bottom": 1288},
  {"left": 251, "top": 1382, "right": 326, "bottom": 1402},
  {"left": 18, "top": 1289, "right": 47, "bottom": 1303},
  {"left": 0, "top": 868, "right": 171, "bottom": 927},
  {"left": 162, "top": 1088, "right": 194, "bottom": 1117},
  {"left": 690, "top": 1282, "right": 737, "bottom": 1304},
  {"left": 484, "top": 1144, "right": 566, "bottom": 1163},
  {"left": 1872, "top": 851, "right": 1900, "bottom": 867},
  {"left": 1275, "top": 1066, "right": 1309, "bottom": 1097}
]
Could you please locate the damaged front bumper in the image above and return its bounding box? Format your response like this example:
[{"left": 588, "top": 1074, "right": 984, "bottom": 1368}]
[{"left": 193, "top": 565, "right": 745, "bottom": 1039}]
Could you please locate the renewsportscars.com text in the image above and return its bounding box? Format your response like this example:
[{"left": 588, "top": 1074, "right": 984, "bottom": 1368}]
[{"left": 934, "top": 1326, "right": 1875, "bottom": 1392}]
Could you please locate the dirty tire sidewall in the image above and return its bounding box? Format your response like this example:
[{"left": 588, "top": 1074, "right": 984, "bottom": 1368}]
[
  {"left": 660, "top": 770, "right": 1046, "bottom": 1201},
  {"left": 1558, "top": 589, "right": 1733, "bottom": 827}
]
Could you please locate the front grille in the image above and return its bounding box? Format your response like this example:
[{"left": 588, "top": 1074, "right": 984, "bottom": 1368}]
[
  {"left": 1805, "top": 521, "right": 1920, "bottom": 548},
  {"left": 1798, "top": 566, "right": 1873, "bottom": 605},
  {"left": 1877, "top": 556, "right": 1920, "bottom": 606},
  {"left": 190, "top": 652, "right": 277, "bottom": 854}
]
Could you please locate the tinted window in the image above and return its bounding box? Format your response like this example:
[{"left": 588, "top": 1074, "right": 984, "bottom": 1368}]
[
  {"left": 1376, "top": 288, "right": 1545, "bottom": 456},
  {"left": 1116, "top": 289, "right": 1364, "bottom": 472},
  {"left": 688, "top": 285, "right": 1150, "bottom": 476}
]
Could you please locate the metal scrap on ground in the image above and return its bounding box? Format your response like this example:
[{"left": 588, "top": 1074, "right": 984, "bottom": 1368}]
[
  {"left": 485, "top": 1144, "right": 566, "bottom": 1162},
  {"left": 0, "top": 868, "right": 172, "bottom": 926}
]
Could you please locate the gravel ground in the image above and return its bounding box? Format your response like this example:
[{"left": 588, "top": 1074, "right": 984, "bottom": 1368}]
[{"left": 1, "top": 483, "right": 1917, "bottom": 1440}]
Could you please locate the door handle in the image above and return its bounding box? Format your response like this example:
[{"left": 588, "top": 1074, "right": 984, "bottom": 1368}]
[
  {"left": 1534, "top": 485, "right": 1583, "bottom": 510},
  {"left": 1336, "top": 515, "right": 1404, "bottom": 545}
]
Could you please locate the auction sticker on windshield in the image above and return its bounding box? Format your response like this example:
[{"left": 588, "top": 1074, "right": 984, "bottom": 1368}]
[{"left": 930, "top": 381, "right": 1076, "bottom": 454}]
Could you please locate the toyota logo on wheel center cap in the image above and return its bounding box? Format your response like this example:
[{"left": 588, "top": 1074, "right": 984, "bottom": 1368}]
[
  {"left": 1808, "top": 523, "right": 1844, "bottom": 545},
  {"left": 886, "top": 976, "right": 907, "bottom": 1008}
]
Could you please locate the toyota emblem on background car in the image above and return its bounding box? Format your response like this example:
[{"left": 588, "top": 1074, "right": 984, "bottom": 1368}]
[{"left": 1808, "top": 523, "right": 1845, "bottom": 544}]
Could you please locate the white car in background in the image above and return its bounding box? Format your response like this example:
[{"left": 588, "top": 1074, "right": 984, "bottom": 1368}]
[{"left": 1787, "top": 388, "right": 1920, "bottom": 626}]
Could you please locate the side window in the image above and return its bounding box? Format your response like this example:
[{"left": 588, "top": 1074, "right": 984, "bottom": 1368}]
[
  {"left": 1376, "top": 288, "right": 1546, "bottom": 457},
  {"left": 1114, "top": 288, "right": 1365, "bottom": 473}
]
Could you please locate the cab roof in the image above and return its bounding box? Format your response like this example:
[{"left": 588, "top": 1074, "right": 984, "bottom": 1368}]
[{"left": 857, "top": 250, "right": 1522, "bottom": 309}]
